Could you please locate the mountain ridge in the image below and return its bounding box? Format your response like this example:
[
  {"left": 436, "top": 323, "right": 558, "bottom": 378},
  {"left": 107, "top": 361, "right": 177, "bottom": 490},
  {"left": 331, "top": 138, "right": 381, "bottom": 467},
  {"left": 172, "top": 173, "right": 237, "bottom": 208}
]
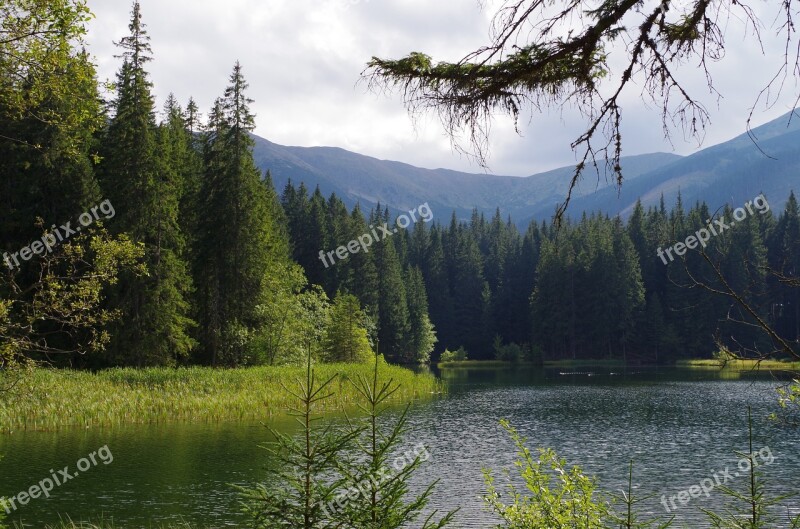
[{"left": 254, "top": 110, "right": 800, "bottom": 225}]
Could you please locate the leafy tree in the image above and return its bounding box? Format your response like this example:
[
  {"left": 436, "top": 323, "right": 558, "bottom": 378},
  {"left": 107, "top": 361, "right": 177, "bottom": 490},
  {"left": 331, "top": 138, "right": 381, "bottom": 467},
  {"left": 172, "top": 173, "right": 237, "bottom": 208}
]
[
  {"left": 0, "top": 0, "right": 96, "bottom": 154},
  {"left": 484, "top": 420, "right": 610, "bottom": 529},
  {"left": 0, "top": 231, "right": 144, "bottom": 374}
]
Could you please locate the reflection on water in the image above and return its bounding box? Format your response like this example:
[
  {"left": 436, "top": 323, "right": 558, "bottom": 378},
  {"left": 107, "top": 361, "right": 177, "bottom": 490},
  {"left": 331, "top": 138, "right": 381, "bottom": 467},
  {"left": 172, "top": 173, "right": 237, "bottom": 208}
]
[{"left": 0, "top": 367, "right": 798, "bottom": 528}]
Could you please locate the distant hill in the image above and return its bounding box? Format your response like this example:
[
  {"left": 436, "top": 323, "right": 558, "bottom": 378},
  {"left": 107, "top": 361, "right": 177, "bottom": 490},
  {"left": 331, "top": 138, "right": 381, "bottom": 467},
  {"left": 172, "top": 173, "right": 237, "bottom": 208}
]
[{"left": 254, "top": 110, "right": 800, "bottom": 225}]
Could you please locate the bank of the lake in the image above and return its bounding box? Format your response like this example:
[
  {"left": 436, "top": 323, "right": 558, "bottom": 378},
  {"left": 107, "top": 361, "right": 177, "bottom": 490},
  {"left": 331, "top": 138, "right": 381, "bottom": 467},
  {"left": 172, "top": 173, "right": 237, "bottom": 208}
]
[
  {"left": 437, "top": 359, "right": 628, "bottom": 369},
  {"left": 678, "top": 358, "right": 800, "bottom": 370},
  {"left": 440, "top": 358, "right": 800, "bottom": 371},
  {"left": 0, "top": 361, "right": 441, "bottom": 433}
]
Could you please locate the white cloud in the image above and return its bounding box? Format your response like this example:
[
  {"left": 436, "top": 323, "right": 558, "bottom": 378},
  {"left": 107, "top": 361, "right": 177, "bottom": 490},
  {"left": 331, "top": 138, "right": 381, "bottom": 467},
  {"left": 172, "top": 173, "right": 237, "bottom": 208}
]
[{"left": 84, "top": 0, "right": 799, "bottom": 176}]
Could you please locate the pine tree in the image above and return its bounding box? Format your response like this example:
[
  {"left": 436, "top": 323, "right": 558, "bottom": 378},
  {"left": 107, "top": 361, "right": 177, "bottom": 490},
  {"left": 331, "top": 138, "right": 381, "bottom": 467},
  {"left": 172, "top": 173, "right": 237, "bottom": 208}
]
[
  {"left": 372, "top": 207, "right": 410, "bottom": 361},
  {"left": 323, "top": 292, "right": 373, "bottom": 363},
  {"left": 403, "top": 266, "right": 437, "bottom": 363},
  {"left": 451, "top": 226, "right": 490, "bottom": 357},
  {"left": 341, "top": 204, "right": 380, "bottom": 316},
  {"left": 420, "top": 225, "right": 453, "bottom": 356},
  {"left": 337, "top": 356, "right": 456, "bottom": 529},
  {"left": 99, "top": 2, "right": 194, "bottom": 366},
  {"left": 195, "top": 62, "right": 292, "bottom": 365}
]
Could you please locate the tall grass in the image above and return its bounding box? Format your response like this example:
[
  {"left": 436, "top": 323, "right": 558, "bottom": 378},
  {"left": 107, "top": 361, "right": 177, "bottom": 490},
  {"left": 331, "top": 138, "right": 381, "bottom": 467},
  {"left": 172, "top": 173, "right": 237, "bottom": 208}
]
[
  {"left": 18, "top": 521, "right": 196, "bottom": 529},
  {"left": 0, "top": 361, "right": 442, "bottom": 433},
  {"left": 677, "top": 358, "right": 800, "bottom": 370}
]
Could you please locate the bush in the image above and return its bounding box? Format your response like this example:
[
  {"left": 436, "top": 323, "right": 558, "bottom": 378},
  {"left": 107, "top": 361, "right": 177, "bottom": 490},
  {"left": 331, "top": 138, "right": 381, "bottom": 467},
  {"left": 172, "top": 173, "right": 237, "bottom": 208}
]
[
  {"left": 493, "top": 336, "right": 523, "bottom": 363},
  {"left": 440, "top": 346, "right": 468, "bottom": 363}
]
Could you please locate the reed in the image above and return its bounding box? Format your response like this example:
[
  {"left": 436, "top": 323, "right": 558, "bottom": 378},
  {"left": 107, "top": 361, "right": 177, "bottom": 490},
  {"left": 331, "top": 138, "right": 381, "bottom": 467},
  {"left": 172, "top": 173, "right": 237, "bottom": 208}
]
[
  {"left": 0, "top": 360, "right": 442, "bottom": 433},
  {"left": 677, "top": 358, "right": 800, "bottom": 370}
]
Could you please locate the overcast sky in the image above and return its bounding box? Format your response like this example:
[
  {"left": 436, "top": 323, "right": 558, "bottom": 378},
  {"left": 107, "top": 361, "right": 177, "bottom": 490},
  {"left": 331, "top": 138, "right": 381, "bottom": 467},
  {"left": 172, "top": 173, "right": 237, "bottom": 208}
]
[{"left": 84, "top": 0, "right": 799, "bottom": 177}]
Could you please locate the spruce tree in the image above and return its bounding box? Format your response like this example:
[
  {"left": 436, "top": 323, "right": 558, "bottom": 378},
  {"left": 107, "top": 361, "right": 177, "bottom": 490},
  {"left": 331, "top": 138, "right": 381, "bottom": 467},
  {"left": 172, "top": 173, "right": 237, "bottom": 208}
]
[
  {"left": 323, "top": 292, "right": 373, "bottom": 363},
  {"left": 341, "top": 204, "right": 380, "bottom": 315},
  {"left": 402, "top": 266, "right": 437, "bottom": 364},
  {"left": 372, "top": 207, "right": 410, "bottom": 362},
  {"left": 195, "top": 62, "right": 292, "bottom": 365},
  {"left": 100, "top": 2, "right": 194, "bottom": 366}
]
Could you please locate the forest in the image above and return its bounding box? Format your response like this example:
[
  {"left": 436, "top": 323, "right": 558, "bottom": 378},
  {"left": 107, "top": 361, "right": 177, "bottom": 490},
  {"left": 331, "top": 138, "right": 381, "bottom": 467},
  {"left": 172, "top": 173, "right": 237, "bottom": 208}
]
[
  {"left": 2, "top": 1, "right": 799, "bottom": 372},
  {"left": 283, "top": 184, "right": 800, "bottom": 363}
]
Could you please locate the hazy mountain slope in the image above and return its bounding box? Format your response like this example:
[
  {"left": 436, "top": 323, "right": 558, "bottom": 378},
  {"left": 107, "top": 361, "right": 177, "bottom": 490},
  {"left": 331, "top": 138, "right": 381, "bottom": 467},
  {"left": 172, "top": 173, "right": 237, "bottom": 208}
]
[
  {"left": 253, "top": 136, "right": 682, "bottom": 221},
  {"left": 565, "top": 111, "right": 800, "bottom": 219},
  {"left": 253, "top": 110, "right": 800, "bottom": 225}
]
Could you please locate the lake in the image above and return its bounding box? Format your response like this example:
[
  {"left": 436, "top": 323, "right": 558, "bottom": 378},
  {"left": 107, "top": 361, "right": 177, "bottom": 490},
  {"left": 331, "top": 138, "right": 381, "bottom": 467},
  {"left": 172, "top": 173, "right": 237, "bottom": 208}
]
[{"left": 1, "top": 367, "right": 798, "bottom": 528}]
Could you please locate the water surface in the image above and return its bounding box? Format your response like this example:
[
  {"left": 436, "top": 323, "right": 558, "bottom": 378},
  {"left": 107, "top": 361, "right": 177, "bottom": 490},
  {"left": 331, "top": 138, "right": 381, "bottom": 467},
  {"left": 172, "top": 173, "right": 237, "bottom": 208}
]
[{"left": 1, "top": 367, "right": 798, "bottom": 528}]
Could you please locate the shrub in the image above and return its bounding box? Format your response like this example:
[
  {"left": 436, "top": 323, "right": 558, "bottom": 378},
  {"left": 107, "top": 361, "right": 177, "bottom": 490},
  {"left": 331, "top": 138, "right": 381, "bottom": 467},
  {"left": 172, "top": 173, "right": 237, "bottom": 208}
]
[
  {"left": 493, "top": 336, "right": 523, "bottom": 363},
  {"left": 440, "top": 347, "right": 468, "bottom": 363}
]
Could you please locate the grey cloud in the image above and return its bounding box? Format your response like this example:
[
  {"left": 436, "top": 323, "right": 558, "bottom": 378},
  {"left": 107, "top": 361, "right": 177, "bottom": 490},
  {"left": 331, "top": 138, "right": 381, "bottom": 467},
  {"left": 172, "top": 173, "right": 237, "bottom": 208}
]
[{"left": 85, "top": 0, "right": 799, "bottom": 177}]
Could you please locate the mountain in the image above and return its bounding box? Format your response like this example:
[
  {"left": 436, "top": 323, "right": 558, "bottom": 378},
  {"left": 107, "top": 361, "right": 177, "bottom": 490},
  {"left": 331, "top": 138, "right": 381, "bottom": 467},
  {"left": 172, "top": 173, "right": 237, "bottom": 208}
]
[
  {"left": 254, "top": 110, "right": 800, "bottom": 225},
  {"left": 566, "top": 110, "right": 800, "bottom": 220}
]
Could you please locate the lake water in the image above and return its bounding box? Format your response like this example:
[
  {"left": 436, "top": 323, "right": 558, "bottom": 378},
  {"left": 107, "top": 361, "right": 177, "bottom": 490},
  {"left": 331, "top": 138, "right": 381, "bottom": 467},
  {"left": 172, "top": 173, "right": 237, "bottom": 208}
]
[{"left": 1, "top": 367, "right": 799, "bottom": 528}]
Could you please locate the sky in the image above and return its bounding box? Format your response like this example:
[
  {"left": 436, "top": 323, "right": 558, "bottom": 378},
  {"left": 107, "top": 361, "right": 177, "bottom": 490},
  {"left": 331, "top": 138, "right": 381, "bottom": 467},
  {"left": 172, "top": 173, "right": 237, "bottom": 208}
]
[{"left": 84, "top": 0, "right": 800, "bottom": 177}]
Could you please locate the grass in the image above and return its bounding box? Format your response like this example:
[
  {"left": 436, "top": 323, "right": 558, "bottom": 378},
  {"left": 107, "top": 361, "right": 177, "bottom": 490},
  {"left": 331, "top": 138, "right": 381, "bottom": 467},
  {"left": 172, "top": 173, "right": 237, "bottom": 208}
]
[
  {"left": 677, "top": 358, "right": 800, "bottom": 370},
  {"left": 0, "top": 360, "right": 442, "bottom": 433},
  {"left": 14, "top": 521, "right": 196, "bottom": 529}
]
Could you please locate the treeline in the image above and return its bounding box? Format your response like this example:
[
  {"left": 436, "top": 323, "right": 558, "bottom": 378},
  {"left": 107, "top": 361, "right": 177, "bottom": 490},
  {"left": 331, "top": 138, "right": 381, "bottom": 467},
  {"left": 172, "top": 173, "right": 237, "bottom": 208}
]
[
  {"left": 4, "top": 1, "right": 798, "bottom": 369},
  {"left": 285, "top": 183, "right": 800, "bottom": 363},
  {"left": 0, "top": 2, "right": 417, "bottom": 368}
]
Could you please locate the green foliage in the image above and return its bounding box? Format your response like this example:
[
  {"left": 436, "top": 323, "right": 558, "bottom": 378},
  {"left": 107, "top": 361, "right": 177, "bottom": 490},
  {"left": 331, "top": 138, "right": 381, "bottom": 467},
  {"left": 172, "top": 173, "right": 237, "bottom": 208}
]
[
  {"left": 701, "top": 410, "right": 800, "bottom": 529},
  {"left": 485, "top": 421, "right": 675, "bottom": 529},
  {"left": 239, "top": 352, "right": 361, "bottom": 529},
  {"left": 250, "top": 265, "right": 329, "bottom": 366},
  {"left": 0, "top": 231, "right": 144, "bottom": 373},
  {"left": 323, "top": 292, "right": 373, "bottom": 364},
  {"left": 493, "top": 336, "right": 524, "bottom": 363},
  {"left": 334, "top": 356, "right": 456, "bottom": 529},
  {"left": 0, "top": 0, "right": 97, "bottom": 157},
  {"left": 484, "top": 420, "right": 609, "bottom": 529},
  {"left": 439, "top": 347, "right": 468, "bottom": 363},
  {"left": 776, "top": 380, "right": 800, "bottom": 423}
]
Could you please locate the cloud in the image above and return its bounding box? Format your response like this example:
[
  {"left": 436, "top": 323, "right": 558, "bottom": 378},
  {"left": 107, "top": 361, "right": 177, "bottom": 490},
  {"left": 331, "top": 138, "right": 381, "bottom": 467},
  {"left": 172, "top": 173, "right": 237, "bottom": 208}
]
[{"left": 84, "top": 0, "right": 799, "bottom": 177}]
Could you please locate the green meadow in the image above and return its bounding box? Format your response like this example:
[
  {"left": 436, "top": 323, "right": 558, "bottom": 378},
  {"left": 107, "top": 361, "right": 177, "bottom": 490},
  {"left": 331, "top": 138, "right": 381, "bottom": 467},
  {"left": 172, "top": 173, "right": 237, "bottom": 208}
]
[
  {"left": 0, "top": 362, "right": 441, "bottom": 433},
  {"left": 677, "top": 358, "right": 800, "bottom": 370}
]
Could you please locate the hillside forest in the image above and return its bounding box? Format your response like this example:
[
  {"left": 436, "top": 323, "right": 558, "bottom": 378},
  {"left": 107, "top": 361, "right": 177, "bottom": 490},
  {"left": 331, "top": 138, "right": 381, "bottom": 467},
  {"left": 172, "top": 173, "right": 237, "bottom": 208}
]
[{"left": 2, "top": 2, "right": 798, "bottom": 370}]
